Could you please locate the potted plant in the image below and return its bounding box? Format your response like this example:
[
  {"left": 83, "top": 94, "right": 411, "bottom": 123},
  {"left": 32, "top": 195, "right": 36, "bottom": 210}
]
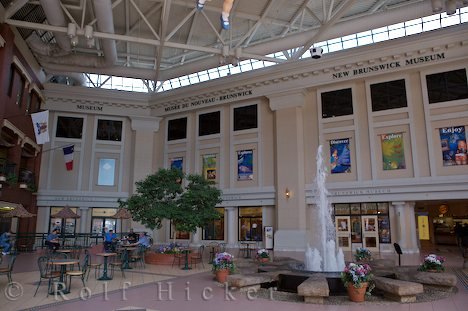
[
  {"left": 145, "top": 243, "right": 182, "bottom": 265},
  {"left": 354, "top": 247, "right": 372, "bottom": 262},
  {"left": 418, "top": 254, "right": 445, "bottom": 272},
  {"left": 341, "top": 262, "right": 374, "bottom": 302},
  {"left": 212, "top": 252, "right": 235, "bottom": 283},
  {"left": 256, "top": 248, "right": 269, "bottom": 263}
]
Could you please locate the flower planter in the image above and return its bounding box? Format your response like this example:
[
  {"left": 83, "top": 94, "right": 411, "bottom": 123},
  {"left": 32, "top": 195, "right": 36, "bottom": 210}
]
[
  {"left": 347, "top": 282, "right": 368, "bottom": 302},
  {"left": 144, "top": 252, "right": 175, "bottom": 265},
  {"left": 215, "top": 269, "right": 229, "bottom": 283}
]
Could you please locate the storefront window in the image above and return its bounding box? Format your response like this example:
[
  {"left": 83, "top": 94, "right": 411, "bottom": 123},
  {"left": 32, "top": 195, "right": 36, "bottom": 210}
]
[
  {"left": 333, "top": 202, "right": 391, "bottom": 244},
  {"left": 91, "top": 208, "right": 117, "bottom": 236},
  {"left": 334, "top": 204, "right": 350, "bottom": 215},
  {"left": 238, "top": 207, "right": 262, "bottom": 241},
  {"left": 203, "top": 208, "right": 224, "bottom": 240},
  {"left": 50, "top": 207, "right": 77, "bottom": 235}
]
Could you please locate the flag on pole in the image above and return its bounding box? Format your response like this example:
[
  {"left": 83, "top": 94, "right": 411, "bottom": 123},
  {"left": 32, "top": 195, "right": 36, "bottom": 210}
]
[
  {"left": 30, "top": 110, "right": 50, "bottom": 144},
  {"left": 62, "top": 145, "right": 74, "bottom": 171}
]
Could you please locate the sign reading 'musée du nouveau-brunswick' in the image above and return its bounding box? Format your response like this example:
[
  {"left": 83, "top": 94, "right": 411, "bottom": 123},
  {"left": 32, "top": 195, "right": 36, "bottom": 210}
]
[
  {"left": 332, "top": 53, "right": 445, "bottom": 79},
  {"left": 164, "top": 89, "right": 253, "bottom": 113}
]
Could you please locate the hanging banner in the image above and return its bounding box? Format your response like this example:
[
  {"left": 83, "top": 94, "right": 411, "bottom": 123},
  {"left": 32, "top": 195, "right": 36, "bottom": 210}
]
[
  {"left": 170, "top": 157, "right": 183, "bottom": 171},
  {"left": 381, "top": 133, "right": 406, "bottom": 170},
  {"left": 330, "top": 138, "right": 351, "bottom": 174},
  {"left": 202, "top": 154, "right": 217, "bottom": 180},
  {"left": 439, "top": 126, "right": 467, "bottom": 166},
  {"left": 237, "top": 149, "right": 253, "bottom": 180}
]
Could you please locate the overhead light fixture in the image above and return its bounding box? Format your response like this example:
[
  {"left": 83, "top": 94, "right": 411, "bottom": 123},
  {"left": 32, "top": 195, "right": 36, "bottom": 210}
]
[
  {"left": 70, "top": 36, "right": 79, "bottom": 47},
  {"left": 67, "top": 23, "right": 77, "bottom": 38},
  {"left": 446, "top": 0, "right": 457, "bottom": 15},
  {"left": 310, "top": 47, "right": 323, "bottom": 59},
  {"left": 285, "top": 188, "right": 291, "bottom": 199},
  {"left": 84, "top": 25, "right": 93, "bottom": 39},
  {"left": 431, "top": 0, "right": 443, "bottom": 12}
]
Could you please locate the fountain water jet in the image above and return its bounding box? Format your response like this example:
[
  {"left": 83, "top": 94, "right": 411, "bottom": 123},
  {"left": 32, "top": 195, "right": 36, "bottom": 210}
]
[{"left": 305, "top": 145, "right": 345, "bottom": 272}]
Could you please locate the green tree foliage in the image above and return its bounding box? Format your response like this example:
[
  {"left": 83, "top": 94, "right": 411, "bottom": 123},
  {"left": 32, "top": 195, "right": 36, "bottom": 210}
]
[{"left": 120, "top": 168, "right": 222, "bottom": 232}]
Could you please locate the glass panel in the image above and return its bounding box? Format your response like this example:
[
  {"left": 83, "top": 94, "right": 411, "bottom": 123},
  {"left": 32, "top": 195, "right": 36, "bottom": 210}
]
[
  {"left": 321, "top": 88, "right": 353, "bottom": 118},
  {"left": 203, "top": 208, "right": 224, "bottom": 240},
  {"left": 350, "top": 203, "right": 361, "bottom": 215},
  {"left": 334, "top": 204, "right": 350, "bottom": 215},
  {"left": 98, "top": 159, "right": 116, "bottom": 186},
  {"left": 104, "top": 219, "right": 116, "bottom": 232},
  {"left": 336, "top": 217, "right": 349, "bottom": 231},
  {"left": 96, "top": 120, "right": 123, "bottom": 141},
  {"left": 377, "top": 202, "right": 389, "bottom": 214},
  {"left": 361, "top": 203, "right": 378, "bottom": 214},
  {"left": 56, "top": 116, "right": 84, "bottom": 139},
  {"left": 91, "top": 218, "right": 104, "bottom": 235},
  {"left": 92, "top": 208, "right": 117, "bottom": 217},
  {"left": 365, "top": 236, "right": 377, "bottom": 248},
  {"left": 378, "top": 215, "right": 391, "bottom": 243},
  {"left": 426, "top": 69, "right": 468, "bottom": 103},
  {"left": 199, "top": 111, "right": 221, "bottom": 136},
  {"left": 239, "top": 207, "right": 262, "bottom": 217},
  {"left": 363, "top": 217, "right": 377, "bottom": 232},
  {"left": 370, "top": 79, "right": 407, "bottom": 111},
  {"left": 338, "top": 236, "right": 350, "bottom": 248},
  {"left": 168, "top": 117, "right": 187, "bottom": 141},
  {"left": 233, "top": 104, "right": 257, "bottom": 131},
  {"left": 351, "top": 216, "right": 362, "bottom": 243}
]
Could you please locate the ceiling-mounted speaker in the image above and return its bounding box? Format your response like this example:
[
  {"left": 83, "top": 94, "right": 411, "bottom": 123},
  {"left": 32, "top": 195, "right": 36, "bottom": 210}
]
[{"left": 310, "top": 47, "right": 323, "bottom": 59}]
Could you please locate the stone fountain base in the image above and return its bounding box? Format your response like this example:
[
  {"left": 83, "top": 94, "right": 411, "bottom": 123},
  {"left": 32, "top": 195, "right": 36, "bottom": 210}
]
[{"left": 226, "top": 257, "right": 458, "bottom": 304}]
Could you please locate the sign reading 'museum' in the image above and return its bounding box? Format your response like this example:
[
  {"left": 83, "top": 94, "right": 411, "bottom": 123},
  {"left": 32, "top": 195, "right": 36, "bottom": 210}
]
[
  {"left": 165, "top": 89, "right": 253, "bottom": 113},
  {"left": 76, "top": 104, "right": 103, "bottom": 111},
  {"left": 332, "top": 53, "right": 445, "bottom": 79}
]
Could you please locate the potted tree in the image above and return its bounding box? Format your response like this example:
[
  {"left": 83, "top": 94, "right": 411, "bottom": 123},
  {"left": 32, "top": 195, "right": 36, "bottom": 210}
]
[{"left": 120, "top": 168, "right": 223, "bottom": 264}]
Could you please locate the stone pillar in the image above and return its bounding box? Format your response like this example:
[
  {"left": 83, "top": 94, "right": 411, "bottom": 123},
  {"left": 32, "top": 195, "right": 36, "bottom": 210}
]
[
  {"left": 392, "top": 201, "right": 419, "bottom": 254},
  {"left": 79, "top": 207, "right": 89, "bottom": 234},
  {"left": 225, "top": 207, "right": 237, "bottom": 248},
  {"left": 129, "top": 116, "right": 161, "bottom": 193},
  {"left": 191, "top": 228, "right": 202, "bottom": 246},
  {"left": 268, "top": 90, "right": 308, "bottom": 251}
]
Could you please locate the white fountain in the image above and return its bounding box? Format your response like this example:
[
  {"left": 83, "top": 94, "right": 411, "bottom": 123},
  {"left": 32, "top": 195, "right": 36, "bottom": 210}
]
[{"left": 305, "top": 145, "right": 345, "bottom": 272}]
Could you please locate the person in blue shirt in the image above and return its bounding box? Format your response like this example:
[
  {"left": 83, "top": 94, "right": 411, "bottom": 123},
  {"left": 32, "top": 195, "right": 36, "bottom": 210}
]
[
  {"left": 136, "top": 232, "right": 151, "bottom": 248},
  {"left": 0, "top": 231, "right": 12, "bottom": 255},
  {"left": 104, "top": 229, "right": 118, "bottom": 252},
  {"left": 46, "top": 229, "right": 60, "bottom": 251}
]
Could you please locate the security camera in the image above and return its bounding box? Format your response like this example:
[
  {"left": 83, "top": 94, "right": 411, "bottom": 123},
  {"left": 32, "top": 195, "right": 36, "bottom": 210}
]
[{"left": 310, "top": 47, "right": 323, "bottom": 59}]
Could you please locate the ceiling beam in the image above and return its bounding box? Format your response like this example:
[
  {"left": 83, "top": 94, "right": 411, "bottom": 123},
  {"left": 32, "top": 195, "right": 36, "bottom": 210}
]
[
  {"left": 4, "top": 0, "right": 30, "bottom": 19},
  {"left": 154, "top": 0, "right": 172, "bottom": 81}
]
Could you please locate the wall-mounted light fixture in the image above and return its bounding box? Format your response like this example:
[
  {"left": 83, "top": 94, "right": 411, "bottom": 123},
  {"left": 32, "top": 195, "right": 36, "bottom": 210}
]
[
  {"left": 84, "top": 25, "right": 94, "bottom": 39},
  {"left": 67, "top": 23, "right": 77, "bottom": 38},
  {"left": 285, "top": 188, "right": 291, "bottom": 199}
]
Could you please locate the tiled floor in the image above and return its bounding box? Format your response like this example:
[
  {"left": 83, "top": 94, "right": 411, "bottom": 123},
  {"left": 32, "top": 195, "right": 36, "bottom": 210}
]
[{"left": 1, "top": 244, "right": 467, "bottom": 311}]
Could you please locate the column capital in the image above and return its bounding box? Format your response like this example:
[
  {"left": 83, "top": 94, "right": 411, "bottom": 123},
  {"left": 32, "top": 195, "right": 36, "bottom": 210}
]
[
  {"left": 267, "top": 89, "right": 307, "bottom": 111},
  {"left": 129, "top": 116, "right": 162, "bottom": 132}
]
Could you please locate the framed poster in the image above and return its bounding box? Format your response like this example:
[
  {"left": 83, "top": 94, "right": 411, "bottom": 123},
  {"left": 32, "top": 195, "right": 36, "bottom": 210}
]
[
  {"left": 237, "top": 149, "right": 253, "bottom": 180},
  {"left": 329, "top": 138, "right": 351, "bottom": 174},
  {"left": 170, "top": 157, "right": 183, "bottom": 171},
  {"left": 439, "top": 126, "right": 467, "bottom": 166},
  {"left": 381, "top": 133, "right": 406, "bottom": 170},
  {"left": 203, "top": 154, "right": 217, "bottom": 180}
]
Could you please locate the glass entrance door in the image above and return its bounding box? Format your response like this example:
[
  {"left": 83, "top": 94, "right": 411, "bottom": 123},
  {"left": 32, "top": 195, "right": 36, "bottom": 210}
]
[
  {"left": 361, "top": 215, "right": 379, "bottom": 252},
  {"left": 335, "top": 216, "right": 352, "bottom": 251}
]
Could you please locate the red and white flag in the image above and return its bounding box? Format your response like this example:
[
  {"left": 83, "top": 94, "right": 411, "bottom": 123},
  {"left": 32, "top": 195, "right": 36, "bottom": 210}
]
[{"left": 62, "top": 145, "right": 74, "bottom": 171}]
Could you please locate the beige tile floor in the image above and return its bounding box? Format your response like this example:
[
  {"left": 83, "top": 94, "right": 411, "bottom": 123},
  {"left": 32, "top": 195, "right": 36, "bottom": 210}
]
[{"left": 1, "top": 244, "right": 467, "bottom": 311}]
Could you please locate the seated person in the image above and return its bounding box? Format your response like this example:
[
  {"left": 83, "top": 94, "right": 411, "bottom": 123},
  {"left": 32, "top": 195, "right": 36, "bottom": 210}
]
[
  {"left": 45, "top": 229, "right": 61, "bottom": 251},
  {"left": 130, "top": 232, "right": 151, "bottom": 249},
  {"left": 0, "top": 231, "right": 12, "bottom": 255},
  {"left": 127, "top": 228, "right": 138, "bottom": 244},
  {"left": 104, "top": 229, "right": 118, "bottom": 252}
]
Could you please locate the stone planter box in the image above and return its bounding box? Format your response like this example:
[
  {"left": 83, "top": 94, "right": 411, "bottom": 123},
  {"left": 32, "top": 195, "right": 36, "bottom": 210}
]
[{"left": 145, "top": 252, "right": 175, "bottom": 265}]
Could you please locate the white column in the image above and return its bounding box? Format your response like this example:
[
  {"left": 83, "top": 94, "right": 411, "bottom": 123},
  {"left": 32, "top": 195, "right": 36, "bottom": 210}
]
[
  {"left": 43, "top": 206, "right": 51, "bottom": 232},
  {"left": 226, "top": 207, "right": 237, "bottom": 248},
  {"left": 268, "top": 90, "right": 308, "bottom": 251},
  {"left": 391, "top": 201, "right": 419, "bottom": 254},
  {"left": 191, "top": 228, "right": 202, "bottom": 246},
  {"left": 79, "top": 207, "right": 89, "bottom": 234}
]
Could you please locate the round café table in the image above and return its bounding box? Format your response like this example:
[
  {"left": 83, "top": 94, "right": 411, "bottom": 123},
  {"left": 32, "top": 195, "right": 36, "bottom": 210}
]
[
  {"left": 121, "top": 246, "right": 137, "bottom": 269},
  {"left": 96, "top": 252, "right": 116, "bottom": 280},
  {"left": 49, "top": 258, "right": 80, "bottom": 294}
]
